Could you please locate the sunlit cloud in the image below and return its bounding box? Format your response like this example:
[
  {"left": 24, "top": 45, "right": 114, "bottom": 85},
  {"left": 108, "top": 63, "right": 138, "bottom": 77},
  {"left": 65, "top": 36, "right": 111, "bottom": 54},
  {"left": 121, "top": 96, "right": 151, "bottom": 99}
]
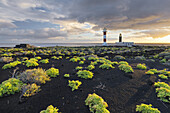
[{"left": 0, "top": 0, "right": 170, "bottom": 43}]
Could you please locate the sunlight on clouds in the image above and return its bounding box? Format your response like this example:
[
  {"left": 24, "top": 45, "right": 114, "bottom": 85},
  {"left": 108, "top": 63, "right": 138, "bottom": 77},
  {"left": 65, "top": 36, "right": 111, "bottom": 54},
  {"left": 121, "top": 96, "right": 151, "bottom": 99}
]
[{"left": 18, "top": 3, "right": 36, "bottom": 9}]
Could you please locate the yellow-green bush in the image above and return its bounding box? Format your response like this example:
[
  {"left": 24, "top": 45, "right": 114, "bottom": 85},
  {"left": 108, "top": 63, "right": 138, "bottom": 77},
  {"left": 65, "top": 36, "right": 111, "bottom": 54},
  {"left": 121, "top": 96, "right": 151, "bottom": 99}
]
[
  {"left": 136, "top": 104, "right": 160, "bottom": 113},
  {"left": 23, "top": 83, "right": 41, "bottom": 97},
  {"left": 46, "top": 67, "right": 59, "bottom": 77},
  {"left": 18, "top": 68, "right": 51, "bottom": 84},
  {"left": 40, "top": 105, "right": 59, "bottom": 113},
  {"left": 85, "top": 93, "right": 110, "bottom": 113},
  {"left": 0, "top": 78, "right": 23, "bottom": 97}
]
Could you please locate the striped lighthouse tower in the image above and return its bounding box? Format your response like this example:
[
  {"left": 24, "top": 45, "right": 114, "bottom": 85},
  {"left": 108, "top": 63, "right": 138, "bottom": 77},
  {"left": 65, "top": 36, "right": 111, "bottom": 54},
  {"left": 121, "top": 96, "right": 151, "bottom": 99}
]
[{"left": 102, "top": 28, "right": 107, "bottom": 46}]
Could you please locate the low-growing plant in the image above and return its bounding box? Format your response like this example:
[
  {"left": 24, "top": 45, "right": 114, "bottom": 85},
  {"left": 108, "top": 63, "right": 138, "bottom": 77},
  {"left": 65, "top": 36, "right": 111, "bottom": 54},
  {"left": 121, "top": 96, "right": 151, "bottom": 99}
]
[
  {"left": 88, "top": 57, "right": 97, "bottom": 61},
  {"left": 40, "top": 105, "right": 60, "bottom": 113},
  {"left": 114, "top": 55, "right": 125, "bottom": 60},
  {"left": 2, "top": 61, "right": 21, "bottom": 69},
  {"left": 68, "top": 80, "right": 82, "bottom": 91},
  {"left": 154, "top": 82, "right": 170, "bottom": 103},
  {"left": 85, "top": 93, "right": 110, "bottom": 113},
  {"left": 51, "top": 56, "right": 57, "bottom": 59},
  {"left": 26, "top": 60, "right": 39, "bottom": 67},
  {"left": 90, "top": 61, "right": 98, "bottom": 66},
  {"left": 153, "top": 54, "right": 159, "bottom": 59},
  {"left": 118, "top": 64, "right": 134, "bottom": 73},
  {"left": 22, "top": 83, "right": 41, "bottom": 97},
  {"left": 18, "top": 68, "right": 51, "bottom": 84},
  {"left": 77, "top": 70, "right": 93, "bottom": 79},
  {"left": 137, "top": 63, "right": 147, "bottom": 70},
  {"left": 118, "top": 61, "right": 129, "bottom": 65},
  {"left": 145, "top": 69, "right": 159, "bottom": 75},
  {"left": 66, "top": 57, "right": 70, "bottom": 59},
  {"left": 149, "top": 69, "right": 159, "bottom": 74},
  {"left": 111, "top": 61, "right": 118, "bottom": 65},
  {"left": 136, "top": 103, "right": 160, "bottom": 113},
  {"left": 69, "top": 57, "right": 80, "bottom": 62},
  {"left": 158, "top": 74, "right": 168, "bottom": 79},
  {"left": 34, "top": 56, "right": 41, "bottom": 60},
  {"left": 0, "top": 57, "right": 13, "bottom": 63},
  {"left": 87, "top": 65, "right": 95, "bottom": 70},
  {"left": 76, "top": 66, "right": 83, "bottom": 70},
  {"left": 51, "top": 56, "right": 62, "bottom": 60},
  {"left": 46, "top": 67, "right": 59, "bottom": 77},
  {"left": 99, "top": 63, "right": 114, "bottom": 69},
  {"left": 79, "top": 57, "right": 86, "bottom": 61},
  {"left": 0, "top": 78, "right": 23, "bottom": 97},
  {"left": 135, "top": 56, "right": 146, "bottom": 60},
  {"left": 64, "top": 74, "right": 70, "bottom": 78},
  {"left": 160, "top": 58, "right": 166, "bottom": 63},
  {"left": 39, "top": 59, "right": 49, "bottom": 64},
  {"left": 145, "top": 70, "right": 155, "bottom": 75},
  {"left": 79, "top": 61, "right": 84, "bottom": 64}
]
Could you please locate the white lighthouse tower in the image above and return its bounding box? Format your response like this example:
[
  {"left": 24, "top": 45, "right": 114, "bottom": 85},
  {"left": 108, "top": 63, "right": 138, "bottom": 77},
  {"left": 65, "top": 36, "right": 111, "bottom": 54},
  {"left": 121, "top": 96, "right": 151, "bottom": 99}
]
[{"left": 102, "top": 28, "right": 107, "bottom": 46}]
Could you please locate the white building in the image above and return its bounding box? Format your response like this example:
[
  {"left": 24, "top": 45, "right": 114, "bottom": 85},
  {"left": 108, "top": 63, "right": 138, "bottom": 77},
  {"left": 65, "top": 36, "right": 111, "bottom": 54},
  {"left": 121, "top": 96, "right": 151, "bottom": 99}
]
[{"left": 115, "top": 33, "right": 134, "bottom": 47}]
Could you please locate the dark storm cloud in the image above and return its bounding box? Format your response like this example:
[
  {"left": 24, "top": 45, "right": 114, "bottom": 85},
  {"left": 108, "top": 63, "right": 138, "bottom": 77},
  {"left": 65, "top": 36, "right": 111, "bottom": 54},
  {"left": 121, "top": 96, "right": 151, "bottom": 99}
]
[
  {"left": 0, "top": 0, "right": 170, "bottom": 43},
  {"left": 57, "top": 0, "right": 170, "bottom": 30}
]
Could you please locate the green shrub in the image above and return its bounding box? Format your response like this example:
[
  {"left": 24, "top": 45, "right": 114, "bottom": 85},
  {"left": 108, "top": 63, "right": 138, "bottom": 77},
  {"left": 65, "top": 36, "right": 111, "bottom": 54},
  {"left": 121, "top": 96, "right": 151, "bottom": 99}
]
[
  {"left": 158, "top": 74, "right": 168, "bottom": 79},
  {"left": 29, "top": 58, "right": 38, "bottom": 62},
  {"left": 0, "top": 57, "right": 13, "bottom": 63},
  {"left": 79, "top": 61, "right": 84, "bottom": 64},
  {"left": 154, "top": 82, "right": 170, "bottom": 103},
  {"left": 99, "top": 63, "right": 114, "bottom": 69},
  {"left": 114, "top": 55, "right": 125, "bottom": 60},
  {"left": 137, "top": 63, "right": 147, "bottom": 70},
  {"left": 87, "top": 65, "right": 95, "bottom": 70},
  {"left": 135, "top": 56, "right": 146, "bottom": 60},
  {"left": 68, "top": 80, "right": 82, "bottom": 91},
  {"left": 160, "top": 58, "right": 166, "bottom": 63},
  {"left": 40, "top": 105, "right": 59, "bottom": 113},
  {"left": 85, "top": 93, "right": 110, "bottom": 113},
  {"left": 153, "top": 54, "right": 159, "bottom": 59},
  {"left": 145, "top": 70, "right": 155, "bottom": 75},
  {"left": 26, "top": 60, "right": 39, "bottom": 67},
  {"left": 0, "top": 78, "right": 23, "bottom": 97},
  {"left": 66, "top": 57, "right": 70, "bottom": 59},
  {"left": 70, "top": 57, "right": 80, "bottom": 62},
  {"left": 51, "top": 56, "right": 62, "bottom": 60},
  {"left": 118, "top": 64, "right": 134, "bottom": 73},
  {"left": 2, "top": 61, "right": 21, "bottom": 69},
  {"left": 76, "top": 66, "right": 83, "bottom": 70},
  {"left": 39, "top": 59, "right": 49, "bottom": 64},
  {"left": 46, "top": 67, "right": 59, "bottom": 77},
  {"left": 51, "top": 56, "right": 57, "bottom": 59},
  {"left": 77, "top": 70, "right": 93, "bottom": 79},
  {"left": 88, "top": 57, "right": 97, "bottom": 61},
  {"left": 111, "top": 61, "right": 118, "bottom": 65},
  {"left": 90, "top": 61, "right": 98, "bottom": 66},
  {"left": 118, "top": 61, "right": 129, "bottom": 65},
  {"left": 34, "top": 56, "right": 41, "bottom": 60},
  {"left": 136, "top": 104, "right": 160, "bottom": 113},
  {"left": 18, "top": 68, "right": 51, "bottom": 84},
  {"left": 64, "top": 74, "right": 70, "bottom": 78},
  {"left": 145, "top": 69, "right": 159, "bottom": 75},
  {"left": 149, "top": 69, "right": 159, "bottom": 74},
  {"left": 22, "top": 83, "right": 41, "bottom": 97}
]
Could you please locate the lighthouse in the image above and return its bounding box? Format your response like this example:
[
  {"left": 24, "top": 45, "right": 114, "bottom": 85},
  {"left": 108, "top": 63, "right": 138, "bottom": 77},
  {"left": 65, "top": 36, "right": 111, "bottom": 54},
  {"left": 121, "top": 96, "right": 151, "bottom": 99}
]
[
  {"left": 102, "top": 28, "right": 107, "bottom": 46},
  {"left": 119, "top": 33, "right": 122, "bottom": 42}
]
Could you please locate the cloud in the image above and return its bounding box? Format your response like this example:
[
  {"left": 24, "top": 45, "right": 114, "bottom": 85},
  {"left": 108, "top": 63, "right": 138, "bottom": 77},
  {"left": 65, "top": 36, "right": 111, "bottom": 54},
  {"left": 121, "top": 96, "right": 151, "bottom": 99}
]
[
  {"left": 0, "top": 0, "right": 170, "bottom": 43},
  {"left": 0, "top": 20, "right": 17, "bottom": 28},
  {"left": 141, "top": 29, "right": 170, "bottom": 39},
  {"left": 0, "top": 28, "right": 67, "bottom": 43}
]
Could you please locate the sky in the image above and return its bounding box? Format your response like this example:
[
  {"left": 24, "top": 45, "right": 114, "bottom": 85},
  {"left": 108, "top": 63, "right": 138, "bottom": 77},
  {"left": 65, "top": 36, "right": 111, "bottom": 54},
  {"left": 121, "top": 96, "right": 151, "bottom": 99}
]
[{"left": 0, "top": 0, "right": 170, "bottom": 43}]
